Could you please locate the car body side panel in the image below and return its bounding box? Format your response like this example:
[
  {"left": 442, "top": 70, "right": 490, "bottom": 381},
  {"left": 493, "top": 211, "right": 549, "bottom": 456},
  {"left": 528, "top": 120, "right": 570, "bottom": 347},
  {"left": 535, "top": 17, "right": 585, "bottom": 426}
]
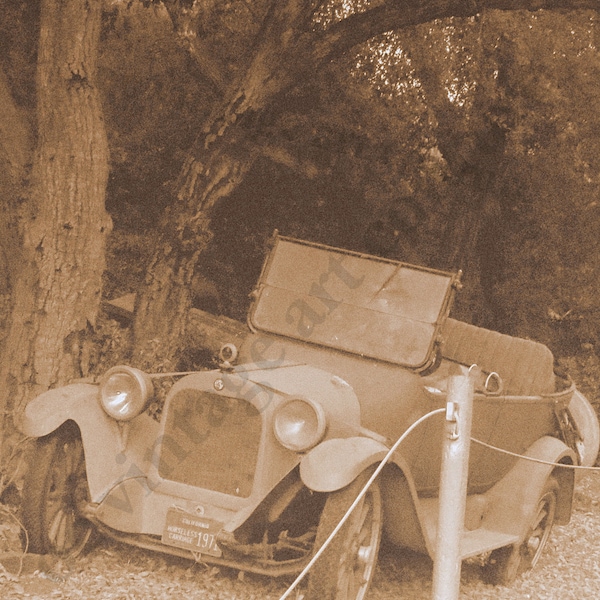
[
  {"left": 299, "top": 434, "right": 577, "bottom": 561},
  {"left": 239, "top": 333, "right": 577, "bottom": 497},
  {"left": 20, "top": 384, "right": 161, "bottom": 504},
  {"left": 239, "top": 333, "right": 429, "bottom": 444}
]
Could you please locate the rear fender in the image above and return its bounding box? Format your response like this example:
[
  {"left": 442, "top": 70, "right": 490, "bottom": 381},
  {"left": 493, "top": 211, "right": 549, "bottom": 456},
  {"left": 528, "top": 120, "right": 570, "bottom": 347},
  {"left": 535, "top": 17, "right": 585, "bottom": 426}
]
[
  {"left": 483, "top": 435, "right": 576, "bottom": 536},
  {"left": 19, "top": 384, "right": 160, "bottom": 504},
  {"left": 569, "top": 389, "right": 600, "bottom": 470}
]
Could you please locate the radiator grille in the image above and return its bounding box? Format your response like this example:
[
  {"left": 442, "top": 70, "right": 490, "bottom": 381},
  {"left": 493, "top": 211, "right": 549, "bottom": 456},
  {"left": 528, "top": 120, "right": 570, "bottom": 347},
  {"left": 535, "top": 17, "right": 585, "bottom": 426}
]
[{"left": 158, "top": 389, "right": 262, "bottom": 497}]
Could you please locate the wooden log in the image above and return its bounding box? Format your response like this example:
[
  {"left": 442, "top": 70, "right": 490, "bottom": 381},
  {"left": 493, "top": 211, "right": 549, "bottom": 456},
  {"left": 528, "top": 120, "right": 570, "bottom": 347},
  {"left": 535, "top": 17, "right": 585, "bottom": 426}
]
[
  {"left": 185, "top": 306, "right": 249, "bottom": 354},
  {"left": 103, "top": 294, "right": 249, "bottom": 355}
]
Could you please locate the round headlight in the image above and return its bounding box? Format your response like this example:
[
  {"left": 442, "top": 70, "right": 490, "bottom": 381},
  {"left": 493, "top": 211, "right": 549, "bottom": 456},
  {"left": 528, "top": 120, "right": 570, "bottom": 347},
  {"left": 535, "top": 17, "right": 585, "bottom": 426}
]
[
  {"left": 99, "top": 366, "right": 153, "bottom": 421},
  {"left": 273, "top": 398, "right": 326, "bottom": 452}
]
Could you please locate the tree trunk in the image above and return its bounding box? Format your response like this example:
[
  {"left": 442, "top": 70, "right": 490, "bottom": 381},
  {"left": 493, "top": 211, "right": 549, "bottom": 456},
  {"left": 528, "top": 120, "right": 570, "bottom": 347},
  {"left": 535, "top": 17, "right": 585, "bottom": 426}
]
[
  {"left": 0, "top": 0, "right": 111, "bottom": 447},
  {"left": 132, "top": 0, "right": 319, "bottom": 367}
]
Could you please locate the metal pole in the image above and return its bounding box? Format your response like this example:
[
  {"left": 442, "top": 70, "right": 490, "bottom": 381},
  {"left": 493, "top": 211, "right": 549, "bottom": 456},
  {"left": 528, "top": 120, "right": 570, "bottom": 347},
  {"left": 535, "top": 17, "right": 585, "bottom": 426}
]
[{"left": 431, "top": 367, "right": 476, "bottom": 600}]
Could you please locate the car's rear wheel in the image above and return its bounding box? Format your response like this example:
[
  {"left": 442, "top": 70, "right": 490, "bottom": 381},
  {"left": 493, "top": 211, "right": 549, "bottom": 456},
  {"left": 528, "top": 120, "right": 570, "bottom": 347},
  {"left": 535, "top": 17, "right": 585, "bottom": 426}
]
[
  {"left": 305, "top": 468, "right": 382, "bottom": 600},
  {"left": 482, "top": 476, "right": 558, "bottom": 586},
  {"left": 22, "top": 422, "right": 93, "bottom": 557}
]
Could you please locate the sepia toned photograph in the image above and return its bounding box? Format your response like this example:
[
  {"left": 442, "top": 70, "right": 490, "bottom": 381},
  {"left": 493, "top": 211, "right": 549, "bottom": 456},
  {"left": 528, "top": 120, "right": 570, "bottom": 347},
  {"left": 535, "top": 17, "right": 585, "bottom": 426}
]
[{"left": 1, "top": 1, "right": 600, "bottom": 599}]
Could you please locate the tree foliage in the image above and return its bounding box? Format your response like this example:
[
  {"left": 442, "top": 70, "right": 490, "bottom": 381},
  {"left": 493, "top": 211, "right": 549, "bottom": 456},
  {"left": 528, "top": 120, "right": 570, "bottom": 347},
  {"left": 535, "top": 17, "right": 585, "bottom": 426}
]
[
  {"left": 99, "top": 4, "right": 213, "bottom": 224},
  {"left": 89, "top": 1, "right": 600, "bottom": 365},
  {"left": 3, "top": 0, "right": 600, "bottom": 403}
]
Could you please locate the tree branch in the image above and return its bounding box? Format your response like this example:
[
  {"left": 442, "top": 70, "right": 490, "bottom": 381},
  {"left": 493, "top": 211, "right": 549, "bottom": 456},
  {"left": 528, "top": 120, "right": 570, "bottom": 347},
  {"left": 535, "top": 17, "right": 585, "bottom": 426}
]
[
  {"left": 310, "top": 0, "right": 600, "bottom": 65},
  {"left": 161, "top": 0, "right": 229, "bottom": 95},
  {"left": 260, "top": 143, "right": 321, "bottom": 179}
]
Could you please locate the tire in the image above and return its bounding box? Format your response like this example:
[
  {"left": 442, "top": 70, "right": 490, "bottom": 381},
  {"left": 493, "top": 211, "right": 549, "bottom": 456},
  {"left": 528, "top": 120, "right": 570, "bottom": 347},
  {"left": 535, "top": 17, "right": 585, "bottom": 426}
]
[
  {"left": 305, "top": 468, "right": 383, "bottom": 600},
  {"left": 482, "top": 476, "right": 558, "bottom": 586},
  {"left": 22, "top": 422, "right": 94, "bottom": 557}
]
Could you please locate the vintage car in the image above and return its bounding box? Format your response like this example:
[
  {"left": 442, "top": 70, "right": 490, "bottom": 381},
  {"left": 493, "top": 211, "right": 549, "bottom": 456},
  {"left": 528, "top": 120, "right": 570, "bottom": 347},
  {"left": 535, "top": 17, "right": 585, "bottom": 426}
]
[{"left": 19, "top": 235, "right": 599, "bottom": 600}]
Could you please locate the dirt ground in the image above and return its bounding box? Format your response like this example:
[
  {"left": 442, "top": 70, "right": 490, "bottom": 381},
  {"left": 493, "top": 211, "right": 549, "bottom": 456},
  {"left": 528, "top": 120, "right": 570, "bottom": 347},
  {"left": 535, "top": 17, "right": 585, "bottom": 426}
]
[{"left": 1, "top": 470, "right": 600, "bottom": 600}]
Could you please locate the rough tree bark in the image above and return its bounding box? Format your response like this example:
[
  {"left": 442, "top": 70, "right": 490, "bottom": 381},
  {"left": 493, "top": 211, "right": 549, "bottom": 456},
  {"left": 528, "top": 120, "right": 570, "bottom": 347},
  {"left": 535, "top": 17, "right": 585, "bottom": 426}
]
[
  {"left": 133, "top": 0, "right": 600, "bottom": 368},
  {"left": 0, "top": 0, "right": 111, "bottom": 449},
  {"left": 0, "top": 67, "right": 33, "bottom": 314}
]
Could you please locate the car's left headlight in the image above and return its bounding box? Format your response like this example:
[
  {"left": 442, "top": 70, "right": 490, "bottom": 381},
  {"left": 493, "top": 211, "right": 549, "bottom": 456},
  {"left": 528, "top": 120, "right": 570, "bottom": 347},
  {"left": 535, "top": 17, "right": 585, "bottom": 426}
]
[
  {"left": 99, "top": 365, "right": 153, "bottom": 421},
  {"left": 273, "top": 398, "right": 327, "bottom": 452}
]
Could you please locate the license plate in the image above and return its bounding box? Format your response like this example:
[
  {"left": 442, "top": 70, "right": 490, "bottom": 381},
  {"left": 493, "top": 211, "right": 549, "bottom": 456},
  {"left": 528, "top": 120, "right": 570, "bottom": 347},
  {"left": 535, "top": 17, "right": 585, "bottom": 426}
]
[{"left": 161, "top": 508, "right": 223, "bottom": 557}]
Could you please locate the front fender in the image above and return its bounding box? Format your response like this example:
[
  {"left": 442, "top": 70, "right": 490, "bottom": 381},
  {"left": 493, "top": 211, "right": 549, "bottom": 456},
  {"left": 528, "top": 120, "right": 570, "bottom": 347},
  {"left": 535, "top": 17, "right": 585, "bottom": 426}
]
[
  {"left": 20, "top": 383, "right": 111, "bottom": 438},
  {"left": 19, "top": 384, "right": 160, "bottom": 504},
  {"left": 300, "top": 437, "right": 389, "bottom": 492},
  {"left": 300, "top": 436, "right": 431, "bottom": 555}
]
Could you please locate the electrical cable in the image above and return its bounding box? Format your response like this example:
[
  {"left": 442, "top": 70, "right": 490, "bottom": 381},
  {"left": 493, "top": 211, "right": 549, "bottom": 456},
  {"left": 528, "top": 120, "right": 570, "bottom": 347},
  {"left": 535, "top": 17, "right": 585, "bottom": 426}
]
[
  {"left": 277, "top": 407, "right": 446, "bottom": 600},
  {"left": 471, "top": 437, "right": 600, "bottom": 470}
]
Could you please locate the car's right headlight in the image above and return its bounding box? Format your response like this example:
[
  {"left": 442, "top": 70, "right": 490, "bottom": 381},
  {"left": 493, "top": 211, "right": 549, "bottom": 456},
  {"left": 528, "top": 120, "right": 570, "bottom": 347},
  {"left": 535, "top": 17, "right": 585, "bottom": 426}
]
[
  {"left": 99, "top": 365, "right": 153, "bottom": 421},
  {"left": 273, "top": 397, "right": 327, "bottom": 452}
]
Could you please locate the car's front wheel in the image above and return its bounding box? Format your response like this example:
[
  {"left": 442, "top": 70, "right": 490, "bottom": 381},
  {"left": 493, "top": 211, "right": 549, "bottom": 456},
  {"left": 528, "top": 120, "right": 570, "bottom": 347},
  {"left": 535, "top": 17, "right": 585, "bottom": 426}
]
[
  {"left": 22, "top": 422, "right": 94, "bottom": 557},
  {"left": 305, "top": 468, "right": 382, "bottom": 600}
]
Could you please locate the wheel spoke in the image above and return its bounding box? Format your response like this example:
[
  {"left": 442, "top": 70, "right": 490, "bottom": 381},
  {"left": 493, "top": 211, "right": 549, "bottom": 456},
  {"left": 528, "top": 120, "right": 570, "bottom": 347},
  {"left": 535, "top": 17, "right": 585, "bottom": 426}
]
[
  {"left": 72, "top": 442, "right": 85, "bottom": 474},
  {"left": 337, "top": 559, "right": 352, "bottom": 599},
  {"left": 530, "top": 526, "right": 543, "bottom": 544},
  {"left": 347, "top": 569, "right": 359, "bottom": 600},
  {"left": 49, "top": 462, "right": 68, "bottom": 498},
  {"left": 48, "top": 509, "right": 68, "bottom": 551},
  {"left": 355, "top": 502, "right": 372, "bottom": 547},
  {"left": 356, "top": 498, "right": 370, "bottom": 528},
  {"left": 532, "top": 505, "right": 549, "bottom": 530},
  {"left": 63, "top": 514, "right": 78, "bottom": 550},
  {"left": 482, "top": 479, "right": 557, "bottom": 586},
  {"left": 45, "top": 471, "right": 65, "bottom": 527},
  {"left": 62, "top": 441, "right": 74, "bottom": 473},
  {"left": 45, "top": 489, "right": 62, "bottom": 515},
  {"left": 343, "top": 492, "right": 377, "bottom": 599}
]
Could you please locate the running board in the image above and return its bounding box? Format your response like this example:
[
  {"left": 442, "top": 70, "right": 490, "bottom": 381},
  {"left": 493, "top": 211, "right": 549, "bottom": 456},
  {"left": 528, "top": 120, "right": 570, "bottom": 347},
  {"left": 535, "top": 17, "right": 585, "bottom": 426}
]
[
  {"left": 459, "top": 528, "right": 520, "bottom": 560},
  {"left": 419, "top": 496, "right": 520, "bottom": 560}
]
